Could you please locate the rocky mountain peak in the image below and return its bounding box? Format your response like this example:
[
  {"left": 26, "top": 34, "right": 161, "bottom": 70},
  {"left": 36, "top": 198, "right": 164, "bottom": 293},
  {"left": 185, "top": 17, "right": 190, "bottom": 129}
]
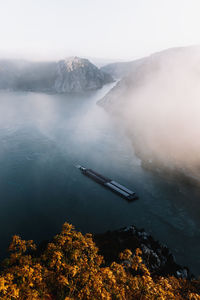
[
  {"left": 55, "top": 56, "right": 113, "bottom": 93},
  {"left": 0, "top": 56, "right": 113, "bottom": 94},
  {"left": 63, "top": 56, "right": 91, "bottom": 71}
]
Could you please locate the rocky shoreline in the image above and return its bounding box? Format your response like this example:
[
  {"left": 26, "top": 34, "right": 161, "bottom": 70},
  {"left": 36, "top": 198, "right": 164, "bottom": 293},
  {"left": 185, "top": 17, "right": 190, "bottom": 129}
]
[{"left": 94, "top": 224, "right": 191, "bottom": 279}]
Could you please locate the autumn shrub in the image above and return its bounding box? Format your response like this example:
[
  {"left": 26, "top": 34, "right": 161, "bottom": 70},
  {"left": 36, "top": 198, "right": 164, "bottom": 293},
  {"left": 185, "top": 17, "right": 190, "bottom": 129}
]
[{"left": 0, "top": 222, "right": 200, "bottom": 299}]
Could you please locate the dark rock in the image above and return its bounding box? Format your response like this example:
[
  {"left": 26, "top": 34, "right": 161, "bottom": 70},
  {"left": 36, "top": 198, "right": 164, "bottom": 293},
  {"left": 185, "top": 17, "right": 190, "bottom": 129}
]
[{"left": 94, "top": 225, "right": 192, "bottom": 279}]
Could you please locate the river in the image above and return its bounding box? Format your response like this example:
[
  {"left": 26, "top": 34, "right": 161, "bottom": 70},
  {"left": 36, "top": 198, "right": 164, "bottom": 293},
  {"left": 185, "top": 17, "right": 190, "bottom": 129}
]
[{"left": 0, "top": 83, "right": 200, "bottom": 275}]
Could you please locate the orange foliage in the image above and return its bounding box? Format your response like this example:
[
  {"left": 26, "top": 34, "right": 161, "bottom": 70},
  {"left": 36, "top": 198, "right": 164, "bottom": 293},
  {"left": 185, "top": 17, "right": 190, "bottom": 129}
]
[{"left": 0, "top": 222, "right": 200, "bottom": 299}]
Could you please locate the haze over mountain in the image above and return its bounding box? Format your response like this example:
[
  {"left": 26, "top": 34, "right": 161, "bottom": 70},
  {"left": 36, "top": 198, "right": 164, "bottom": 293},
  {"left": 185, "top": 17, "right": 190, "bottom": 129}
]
[
  {"left": 100, "top": 59, "right": 145, "bottom": 79},
  {"left": 99, "top": 46, "right": 200, "bottom": 182},
  {"left": 55, "top": 57, "right": 112, "bottom": 93},
  {"left": 0, "top": 56, "right": 112, "bottom": 93}
]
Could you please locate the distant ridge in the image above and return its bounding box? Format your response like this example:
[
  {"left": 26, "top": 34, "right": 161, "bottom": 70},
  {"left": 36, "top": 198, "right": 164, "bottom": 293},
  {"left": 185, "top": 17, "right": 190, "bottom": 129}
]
[{"left": 0, "top": 56, "right": 113, "bottom": 94}]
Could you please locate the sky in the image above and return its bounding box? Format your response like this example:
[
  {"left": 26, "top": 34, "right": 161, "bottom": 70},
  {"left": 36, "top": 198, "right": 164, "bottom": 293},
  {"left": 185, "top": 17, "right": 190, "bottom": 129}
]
[{"left": 0, "top": 0, "right": 200, "bottom": 62}]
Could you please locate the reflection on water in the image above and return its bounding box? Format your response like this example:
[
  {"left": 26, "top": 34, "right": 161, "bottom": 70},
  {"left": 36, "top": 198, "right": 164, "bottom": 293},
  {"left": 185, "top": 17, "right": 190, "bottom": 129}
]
[{"left": 0, "top": 84, "right": 200, "bottom": 275}]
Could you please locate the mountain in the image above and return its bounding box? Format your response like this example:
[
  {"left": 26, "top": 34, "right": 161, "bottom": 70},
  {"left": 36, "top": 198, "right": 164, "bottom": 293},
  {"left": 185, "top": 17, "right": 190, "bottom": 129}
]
[
  {"left": 55, "top": 56, "right": 113, "bottom": 93},
  {"left": 98, "top": 46, "right": 200, "bottom": 182},
  {"left": 0, "top": 57, "right": 113, "bottom": 93},
  {"left": 100, "top": 58, "right": 146, "bottom": 79},
  {"left": 0, "top": 59, "right": 57, "bottom": 92}
]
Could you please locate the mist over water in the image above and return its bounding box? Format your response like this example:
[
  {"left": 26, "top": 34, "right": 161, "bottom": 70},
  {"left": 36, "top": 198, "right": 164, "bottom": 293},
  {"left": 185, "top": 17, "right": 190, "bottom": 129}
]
[
  {"left": 1, "top": 81, "right": 200, "bottom": 275},
  {"left": 105, "top": 47, "right": 200, "bottom": 181}
]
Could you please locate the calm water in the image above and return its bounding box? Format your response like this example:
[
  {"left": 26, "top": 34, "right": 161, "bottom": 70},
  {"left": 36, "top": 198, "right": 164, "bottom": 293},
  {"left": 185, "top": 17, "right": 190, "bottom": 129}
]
[{"left": 0, "top": 84, "right": 200, "bottom": 275}]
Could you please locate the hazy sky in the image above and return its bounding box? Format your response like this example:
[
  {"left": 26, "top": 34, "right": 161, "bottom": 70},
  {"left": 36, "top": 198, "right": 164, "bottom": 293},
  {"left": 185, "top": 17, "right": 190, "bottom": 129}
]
[{"left": 0, "top": 0, "right": 200, "bottom": 61}]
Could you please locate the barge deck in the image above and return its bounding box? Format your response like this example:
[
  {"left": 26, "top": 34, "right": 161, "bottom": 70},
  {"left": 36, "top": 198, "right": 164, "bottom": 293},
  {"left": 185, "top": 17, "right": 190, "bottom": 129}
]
[{"left": 76, "top": 165, "right": 138, "bottom": 201}]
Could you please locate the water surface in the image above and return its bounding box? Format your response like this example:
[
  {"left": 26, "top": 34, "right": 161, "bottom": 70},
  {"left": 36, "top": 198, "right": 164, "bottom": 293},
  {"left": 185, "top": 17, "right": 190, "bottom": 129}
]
[{"left": 0, "top": 85, "right": 200, "bottom": 275}]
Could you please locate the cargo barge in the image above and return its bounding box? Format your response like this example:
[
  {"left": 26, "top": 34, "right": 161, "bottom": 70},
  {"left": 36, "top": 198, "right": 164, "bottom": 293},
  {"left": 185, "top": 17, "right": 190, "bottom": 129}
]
[{"left": 76, "top": 165, "right": 138, "bottom": 201}]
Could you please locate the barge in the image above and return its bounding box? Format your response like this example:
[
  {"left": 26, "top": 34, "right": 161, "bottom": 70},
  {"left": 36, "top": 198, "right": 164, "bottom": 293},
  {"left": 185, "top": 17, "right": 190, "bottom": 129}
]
[{"left": 76, "top": 165, "right": 138, "bottom": 201}]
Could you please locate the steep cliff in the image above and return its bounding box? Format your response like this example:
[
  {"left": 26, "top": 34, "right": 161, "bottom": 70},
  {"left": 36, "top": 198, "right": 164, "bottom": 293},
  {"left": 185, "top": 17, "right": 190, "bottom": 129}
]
[{"left": 55, "top": 56, "right": 113, "bottom": 93}]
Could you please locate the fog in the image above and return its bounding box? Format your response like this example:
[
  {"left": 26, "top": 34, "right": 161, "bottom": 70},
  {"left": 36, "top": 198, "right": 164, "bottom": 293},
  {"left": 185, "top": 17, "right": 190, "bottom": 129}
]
[
  {"left": 0, "top": 83, "right": 119, "bottom": 163},
  {"left": 1, "top": 58, "right": 200, "bottom": 275},
  {"left": 105, "top": 46, "right": 200, "bottom": 180}
]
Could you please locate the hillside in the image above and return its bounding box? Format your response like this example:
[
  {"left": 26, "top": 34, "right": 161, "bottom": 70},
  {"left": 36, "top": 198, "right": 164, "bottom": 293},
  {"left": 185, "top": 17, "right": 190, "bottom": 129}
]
[
  {"left": 100, "top": 58, "right": 146, "bottom": 79},
  {"left": 98, "top": 46, "right": 200, "bottom": 182},
  {"left": 0, "top": 221, "right": 200, "bottom": 299},
  {"left": 55, "top": 57, "right": 113, "bottom": 93}
]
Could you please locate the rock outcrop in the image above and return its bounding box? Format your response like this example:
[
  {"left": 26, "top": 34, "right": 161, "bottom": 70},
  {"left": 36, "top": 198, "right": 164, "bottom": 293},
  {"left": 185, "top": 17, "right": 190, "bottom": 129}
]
[
  {"left": 55, "top": 56, "right": 113, "bottom": 93},
  {"left": 94, "top": 225, "right": 191, "bottom": 279}
]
